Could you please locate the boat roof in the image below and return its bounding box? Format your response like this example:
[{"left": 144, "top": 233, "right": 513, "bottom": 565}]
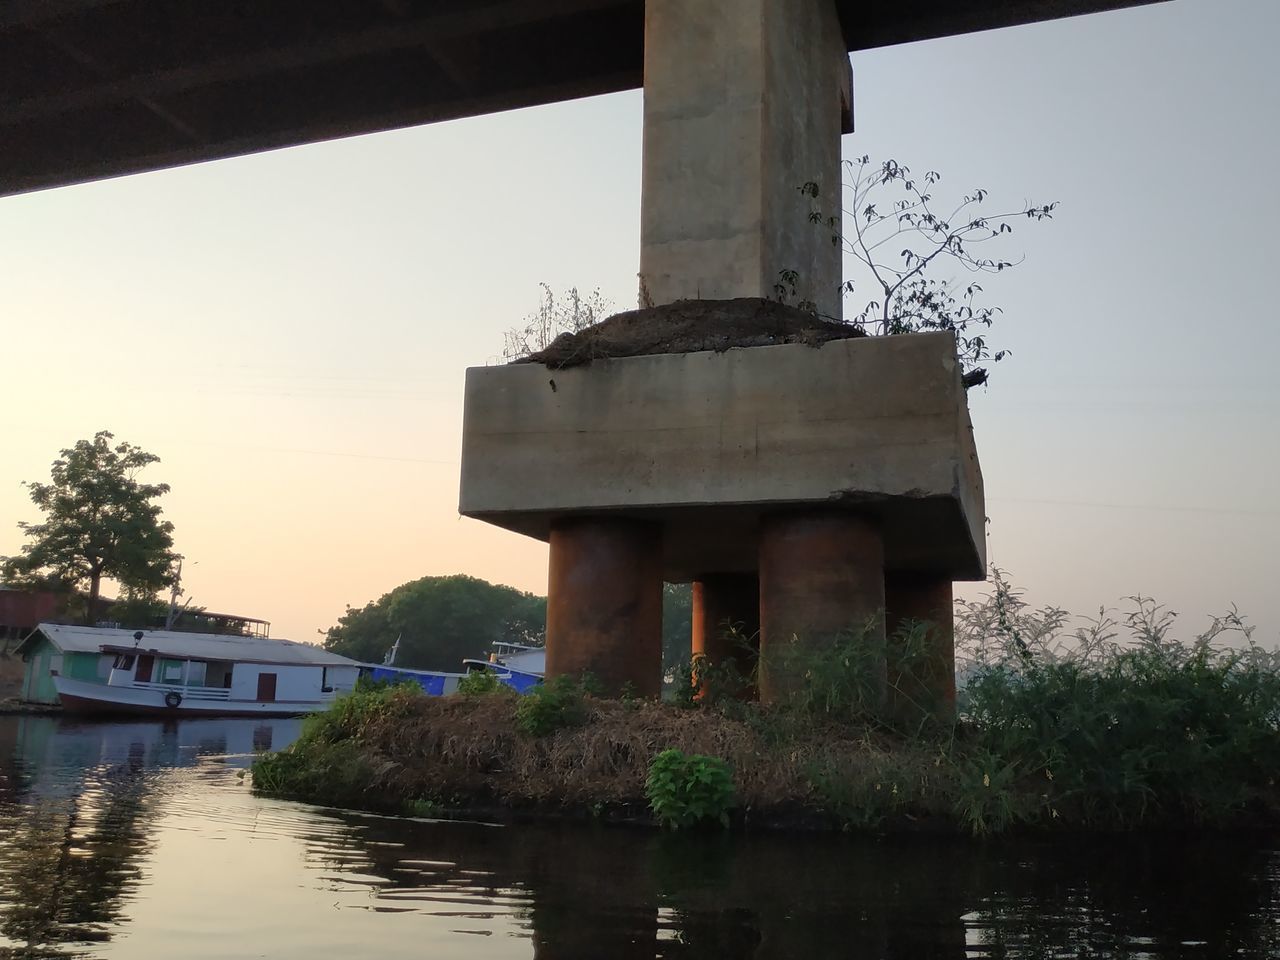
[{"left": 26, "top": 622, "right": 360, "bottom": 668}]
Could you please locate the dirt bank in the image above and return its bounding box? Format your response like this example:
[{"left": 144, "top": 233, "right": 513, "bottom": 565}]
[{"left": 252, "top": 688, "right": 965, "bottom": 832}]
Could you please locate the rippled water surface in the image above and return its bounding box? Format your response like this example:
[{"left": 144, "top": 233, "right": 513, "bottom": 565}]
[{"left": 2, "top": 715, "right": 1280, "bottom": 959}]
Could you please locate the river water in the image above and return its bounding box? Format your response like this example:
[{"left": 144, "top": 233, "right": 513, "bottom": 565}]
[{"left": 2, "top": 715, "right": 1279, "bottom": 959}]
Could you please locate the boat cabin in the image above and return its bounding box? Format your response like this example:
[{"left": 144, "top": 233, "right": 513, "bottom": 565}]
[{"left": 20, "top": 623, "right": 361, "bottom": 714}]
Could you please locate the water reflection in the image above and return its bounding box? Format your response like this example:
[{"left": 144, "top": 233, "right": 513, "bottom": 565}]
[
  {"left": 2, "top": 714, "right": 1280, "bottom": 959},
  {"left": 0, "top": 716, "right": 302, "bottom": 958},
  {"left": 312, "top": 812, "right": 1280, "bottom": 959}
]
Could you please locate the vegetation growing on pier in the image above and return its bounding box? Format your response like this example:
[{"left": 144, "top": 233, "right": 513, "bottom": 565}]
[{"left": 254, "top": 576, "right": 1280, "bottom": 836}]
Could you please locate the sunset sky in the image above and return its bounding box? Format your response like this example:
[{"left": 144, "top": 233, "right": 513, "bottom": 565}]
[{"left": 3, "top": 0, "right": 1277, "bottom": 649}]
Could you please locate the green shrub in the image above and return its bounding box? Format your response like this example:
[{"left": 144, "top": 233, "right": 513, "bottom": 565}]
[
  {"left": 457, "top": 669, "right": 504, "bottom": 696},
  {"left": 961, "top": 598, "right": 1280, "bottom": 828},
  {"left": 670, "top": 658, "right": 698, "bottom": 709},
  {"left": 514, "top": 675, "right": 590, "bottom": 737},
  {"left": 252, "top": 681, "right": 421, "bottom": 805},
  {"left": 765, "top": 617, "right": 887, "bottom": 721},
  {"left": 646, "top": 749, "right": 735, "bottom": 830},
  {"left": 252, "top": 738, "right": 375, "bottom": 807},
  {"left": 805, "top": 756, "right": 909, "bottom": 831},
  {"left": 403, "top": 797, "right": 440, "bottom": 818},
  {"left": 303, "top": 679, "right": 421, "bottom": 744},
  {"left": 952, "top": 749, "right": 1028, "bottom": 836}
]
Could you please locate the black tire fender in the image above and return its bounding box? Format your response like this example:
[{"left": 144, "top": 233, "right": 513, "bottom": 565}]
[{"left": 164, "top": 691, "right": 183, "bottom": 709}]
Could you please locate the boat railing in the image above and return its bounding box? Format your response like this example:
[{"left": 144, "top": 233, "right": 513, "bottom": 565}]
[{"left": 130, "top": 680, "right": 233, "bottom": 701}]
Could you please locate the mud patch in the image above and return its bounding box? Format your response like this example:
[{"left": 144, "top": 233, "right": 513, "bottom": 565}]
[{"left": 516, "top": 297, "right": 865, "bottom": 368}]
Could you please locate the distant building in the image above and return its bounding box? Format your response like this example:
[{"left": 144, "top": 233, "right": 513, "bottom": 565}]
[{"left": 0, "top": 586, "right": 61, "bottom": 651}]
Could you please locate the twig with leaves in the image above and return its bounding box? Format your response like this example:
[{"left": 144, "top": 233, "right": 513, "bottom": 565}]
[{"left": 802, "top": 156, "right": 1056, "bottom": 387}]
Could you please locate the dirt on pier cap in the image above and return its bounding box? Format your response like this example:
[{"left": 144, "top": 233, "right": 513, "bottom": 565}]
[{"left": 516, "top": 297, "right": 865, "bottom": 369}]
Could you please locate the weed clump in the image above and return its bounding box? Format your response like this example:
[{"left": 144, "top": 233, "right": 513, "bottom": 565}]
[
  {"left": 457, "top": 669, "right": 506, "bottom": 697},
  {"left": 962, "top": 598, "right": 1280, "bottom": 830},
  {"left": 252, "top": 680, "right": 422, "bottom": 807},
  {"left": 646, "top": 749, "right": 735, "bottom": 830},
  {"left": 514, "top": 675, "right": 592, "bottom": 737}
]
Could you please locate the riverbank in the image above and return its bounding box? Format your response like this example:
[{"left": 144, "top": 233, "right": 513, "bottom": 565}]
[
  {"left": 253, "top": 684, "right": 957, "bottom": 831},
  {"left": 252, "top": 617, "right": 1280, "bottom": 836},
  {"left": 0, "top": 698, "right": 59, "bottom": 716}
]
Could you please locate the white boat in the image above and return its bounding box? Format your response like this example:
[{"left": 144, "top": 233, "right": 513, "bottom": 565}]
[{"left": 37, "top": 624, "right": 361, "bottom": 717}]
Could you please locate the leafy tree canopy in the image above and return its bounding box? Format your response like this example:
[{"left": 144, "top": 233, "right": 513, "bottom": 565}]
[
  {"left": 321, "top": 574, "right": 547, "bottom": 672},
  {"left": 2, "top": 431, "right": 177, "bottom": 623}
]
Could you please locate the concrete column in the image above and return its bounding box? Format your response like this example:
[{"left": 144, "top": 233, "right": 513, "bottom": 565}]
[
  {"left": 640, "top": 0, "right": 852, "bottom": 318},
  {"left": 545, "top": 517, "right": 663, "bottom": 697},
  {"left": 691, "top": 573, "right": 760, "bottom": 698},
  {"left": 885, "top": 574, "right": 956, "bottom": 722},
  {"left": 757, "top": 511, "right": 885, "bottom": 705}
]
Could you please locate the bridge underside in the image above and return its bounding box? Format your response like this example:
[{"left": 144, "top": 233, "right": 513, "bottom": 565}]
[{"left": 3, "top": 0, "right": 1163, "bottom": 197}]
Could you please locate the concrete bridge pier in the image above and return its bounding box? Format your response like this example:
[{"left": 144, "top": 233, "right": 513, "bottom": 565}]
[
  {"left": 462, "top": 332, "right": 984, "bottom": 712},
  {"left": 461, "top": 0, "right": 984, "bottom": 714},
  {"left": 545, "top": 517, "right": 664, "bottom": 697},
  {"left": 640, "top": 0, "right": 852, "bottom": 317},
  {"left": 885, "top": 574, "right": 957, "bottom": 722},
  {"left": 691, "top": 573, "right": 760, "bottom": 694},
  {"left": 758, "top": 512, "right": 887, "bottom": 705}
]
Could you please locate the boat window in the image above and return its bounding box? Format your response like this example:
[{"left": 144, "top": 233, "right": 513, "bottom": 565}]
[
  {"left": 187, "top": 661, "right": 208, "bottom": 687},
  {"left": 113, "top": 654, "right": 135, "bottom": 670}
]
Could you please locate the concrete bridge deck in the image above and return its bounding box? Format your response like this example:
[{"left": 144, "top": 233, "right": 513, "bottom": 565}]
[{"left": 3, "top": 0, "right": 1162, "bottom": 197}]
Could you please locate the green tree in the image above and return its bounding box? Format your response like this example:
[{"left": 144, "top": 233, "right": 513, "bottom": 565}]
[
  {"left": 2, "top": 432, "right": 177, "bottom": 623},
  {"left": 322, "top": 574, "right": 547, "bottom": 672}
]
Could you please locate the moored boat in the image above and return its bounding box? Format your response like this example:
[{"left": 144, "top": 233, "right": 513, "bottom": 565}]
[
  {"left": 366, "top": 640, "right": 546, "bottom": 695},
  {"left": 34, "top": 624, "right": 362, "bottom": 717}
]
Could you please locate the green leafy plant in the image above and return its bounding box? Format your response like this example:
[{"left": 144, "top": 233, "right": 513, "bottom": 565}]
[
  {"left": 252, "top": 681, "right": 422, "bottom": 805},
  {"left": 514, "top": 675, "right": 591, "bottom": 737},
  {"left": 953, "top": 749, "right": 1028, "bottom": 836},
  {"left": 670, "top": 658, "right": 698, "bottom": 709},
  {"left": 959, "top": 593, "right": 1280, "bottom": 829},
  {"left": 694, "top": 625, "right": 758, "bottom": 705},
  {"left": 457, "top": 669, "right": 504, "bottom": 696},
  {"left": 764, "top": 617, "right": 888, "bottom": 721},
  {"left": 403, "top": 797, "right": 440, "bottom": 818},
  {"left": 645, "top": 749, "right": 735, "bottom": 830},
  {"left": 804, "top": 755, "right": 920, "bottom": 832}
]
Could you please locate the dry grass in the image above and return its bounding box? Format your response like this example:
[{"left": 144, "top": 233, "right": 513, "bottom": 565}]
[{"left": 345, "top": 694, "right": 949, "bottom": 822}]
